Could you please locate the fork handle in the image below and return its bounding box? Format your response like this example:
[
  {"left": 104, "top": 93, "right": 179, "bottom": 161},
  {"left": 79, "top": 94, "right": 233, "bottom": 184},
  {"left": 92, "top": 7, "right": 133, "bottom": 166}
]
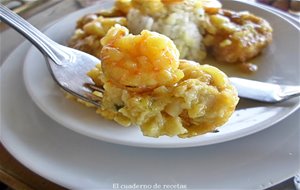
[{"left": 0, "top": 4, "right": 68, "bottom": 65}]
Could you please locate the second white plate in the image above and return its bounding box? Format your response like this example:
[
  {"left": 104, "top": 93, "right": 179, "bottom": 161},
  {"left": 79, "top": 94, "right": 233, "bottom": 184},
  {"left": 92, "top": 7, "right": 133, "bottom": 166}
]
[{"left": 23, "top": 1, "right": 300, "bottom": 148}]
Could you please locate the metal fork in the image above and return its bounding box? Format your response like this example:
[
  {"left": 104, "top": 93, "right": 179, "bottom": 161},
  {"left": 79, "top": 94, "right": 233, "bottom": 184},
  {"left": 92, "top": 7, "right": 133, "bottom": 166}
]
[
  {"left": 0, "top": 4, "right": 102, "bottom": 106},
  {"left": 230, "top": 77, "right": 300, "bottom": 103},
  {"left": 0, "top": 3, "right": 299, "bottom": 104}
]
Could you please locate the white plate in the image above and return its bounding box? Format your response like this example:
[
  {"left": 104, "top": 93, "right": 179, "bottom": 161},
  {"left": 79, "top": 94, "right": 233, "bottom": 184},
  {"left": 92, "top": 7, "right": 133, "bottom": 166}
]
[
  {"left": 1, "top": 1, "right": 299, "bottom": 189},
  {"left": 22, "top": 1, "right": 300, "bottom": 148}
]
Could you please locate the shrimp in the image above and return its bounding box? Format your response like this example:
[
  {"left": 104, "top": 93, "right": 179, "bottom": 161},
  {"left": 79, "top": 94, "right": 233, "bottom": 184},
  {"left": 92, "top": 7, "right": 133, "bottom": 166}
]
[
  {"left": 99, "top": 24, "right": 184, "bottom": 91},
  {"left": 203, "top": 9, "right": 273, "bottom": 63}
]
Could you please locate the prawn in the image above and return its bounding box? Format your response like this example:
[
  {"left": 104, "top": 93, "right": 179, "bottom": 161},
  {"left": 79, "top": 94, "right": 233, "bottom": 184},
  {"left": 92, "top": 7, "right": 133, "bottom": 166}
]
[{"left": 100, "top": 24, "right": 184, "bottom": 91}]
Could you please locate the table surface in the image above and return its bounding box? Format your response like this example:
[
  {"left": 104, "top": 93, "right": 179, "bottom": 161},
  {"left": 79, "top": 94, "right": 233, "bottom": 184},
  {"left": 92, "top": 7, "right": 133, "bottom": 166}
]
[{"left": 0, "top": 1, "right": 298, "bottom": 189}]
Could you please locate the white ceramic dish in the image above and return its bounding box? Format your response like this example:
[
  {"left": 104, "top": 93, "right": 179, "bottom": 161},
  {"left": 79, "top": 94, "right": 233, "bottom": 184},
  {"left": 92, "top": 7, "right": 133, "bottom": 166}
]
[
  {"left": 22, "top": 1, "right": 300, "bottom": 148},
  {"left": 1, "top": 1, "right": 299, "bottom": 189}
]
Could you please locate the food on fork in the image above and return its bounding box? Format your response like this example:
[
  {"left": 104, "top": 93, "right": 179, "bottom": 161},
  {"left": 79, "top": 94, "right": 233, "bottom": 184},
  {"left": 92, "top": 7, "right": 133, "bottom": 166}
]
[
  {"left": 86, "top": 25, "right": 239, "bottom": 138},
  {"left": 68, "top": 0, "right": 273, "bottom": 73}
]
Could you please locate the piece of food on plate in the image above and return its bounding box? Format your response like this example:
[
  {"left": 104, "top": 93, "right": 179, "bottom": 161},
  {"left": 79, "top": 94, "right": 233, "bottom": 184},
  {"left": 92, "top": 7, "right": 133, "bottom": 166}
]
[
  {"left": 202, "top": 9, "right": 273, "bottom": 63},
  {"left": 69, "top": 0, "right": 273, "bottom": 72},
  {"left": 86, "top": 25, "right": 239, "bottom": 138},
  {"left": 68, "top": 15, "right": 127, "bottom": 58},
  {"left": 122, "top": 0, "right": 272, "bottom": 65}
]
